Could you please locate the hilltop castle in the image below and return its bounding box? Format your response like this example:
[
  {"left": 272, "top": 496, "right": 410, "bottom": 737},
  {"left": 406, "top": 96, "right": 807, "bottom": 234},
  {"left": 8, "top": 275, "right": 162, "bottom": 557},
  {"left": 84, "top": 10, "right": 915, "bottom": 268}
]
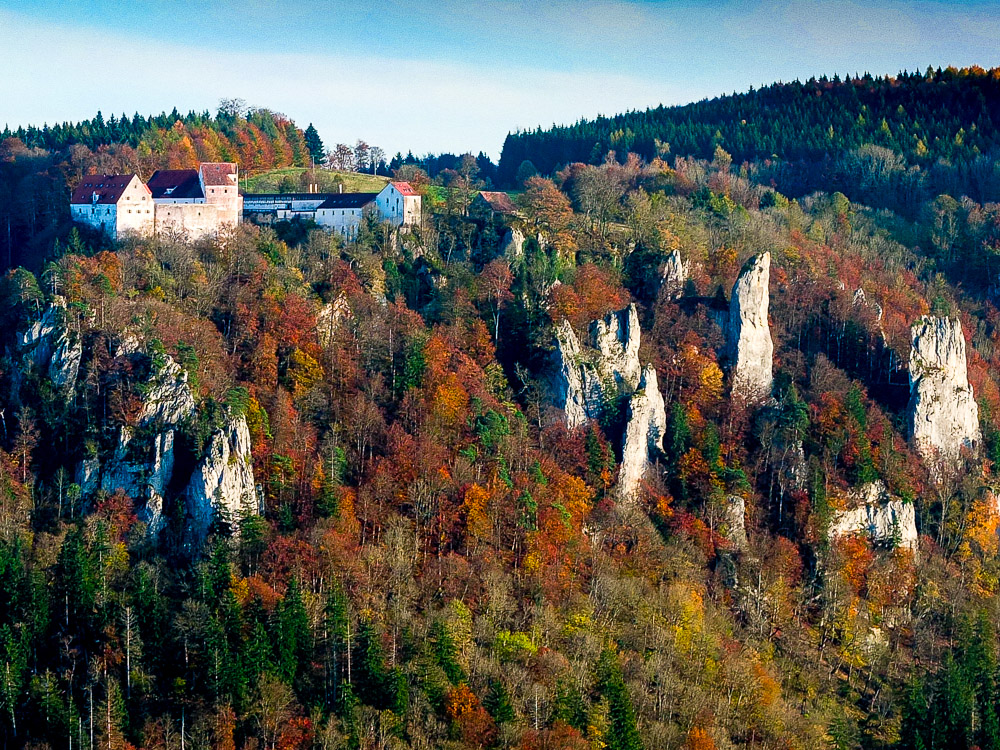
[
  {"left": 71, "top": 163, "right": 421, "bottom": 241},
  {"left": 70, "top": 163, "right": 242, "bottom": 240}
]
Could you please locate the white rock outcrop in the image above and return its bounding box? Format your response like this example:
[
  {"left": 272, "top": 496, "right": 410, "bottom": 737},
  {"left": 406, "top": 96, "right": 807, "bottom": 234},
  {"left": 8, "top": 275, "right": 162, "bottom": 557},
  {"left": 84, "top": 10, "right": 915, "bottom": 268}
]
[
  {"left": 186, "top": 416, "right": 259, "bottom": 541},
  {"left": 727, "top": 252, "right": 773, "bottom": 402},
  {"left": 501, "top": 227, "right": 525, "bottom": 260},
  {"left": 661, "top": 250, "right": 688, "bottom": 300},
  {"left": 317, "top": 295, "right": 351, "bottom": 348},
  {"left": 589, "top": 304, "right": 642, "bottom": 392},
  {"left": 19, "top": 297, "right": 82, "bottom": 399},
  {"left": 724, "top": 495, "right": 748, "bottom": 551},
  {"left": 617, "top": 366, "right": 667, "bottom": 500},
  {"left": 908, "top": 316, "right": 980, "bottom": 474},
  {"left": 550, "top": 304, "right": 643, "bottom": 429},
  {"left": 829, "top": 480, "right": 918, "bottom": 551},
  {"left": 550, "top": 320, "right": 605, "bottom": 429},
  {"left": 98, "top": 355, "right": 196, "bottom": 535}
]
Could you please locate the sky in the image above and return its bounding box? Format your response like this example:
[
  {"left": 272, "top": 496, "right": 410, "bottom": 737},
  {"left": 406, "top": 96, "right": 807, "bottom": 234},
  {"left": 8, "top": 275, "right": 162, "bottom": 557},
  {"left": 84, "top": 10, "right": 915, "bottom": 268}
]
[{"left": 1, "top": 0, "right": 999, "bottom": 158}]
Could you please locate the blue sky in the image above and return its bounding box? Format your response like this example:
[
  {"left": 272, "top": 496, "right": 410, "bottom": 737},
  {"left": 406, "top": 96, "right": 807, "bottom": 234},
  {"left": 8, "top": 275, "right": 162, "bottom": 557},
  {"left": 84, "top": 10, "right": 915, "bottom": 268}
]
[{"left": 1, "top": 0, "right": 999, "bottom": 158}]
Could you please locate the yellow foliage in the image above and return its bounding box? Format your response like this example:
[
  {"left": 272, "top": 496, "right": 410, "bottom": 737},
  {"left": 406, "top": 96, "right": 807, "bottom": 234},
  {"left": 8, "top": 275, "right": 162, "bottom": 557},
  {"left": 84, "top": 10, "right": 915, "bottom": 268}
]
[
  {"left": 462, "top": 484, "right": 493, "bottom": 543},
  {"left": 287, "top": 348, "right": 323, "bottom": 392}
]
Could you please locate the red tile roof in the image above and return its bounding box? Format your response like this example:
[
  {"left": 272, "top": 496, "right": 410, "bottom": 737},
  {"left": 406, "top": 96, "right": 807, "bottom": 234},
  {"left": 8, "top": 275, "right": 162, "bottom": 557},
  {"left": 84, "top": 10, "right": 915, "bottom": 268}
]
[
  {"left": 200, "top": 162, "right": 238, "bottom": 186},
  {"left": 477, "top": 191, "right": 517, "bottom": 214},
  {"left": 391, "top": 181, "right": 418, "bottom": 196},
  {"left": 147, "top": 169, "right": 202, "bottom": 199},
  {"left": 70, "top": 174, "right": 144, "bottom": 205}
]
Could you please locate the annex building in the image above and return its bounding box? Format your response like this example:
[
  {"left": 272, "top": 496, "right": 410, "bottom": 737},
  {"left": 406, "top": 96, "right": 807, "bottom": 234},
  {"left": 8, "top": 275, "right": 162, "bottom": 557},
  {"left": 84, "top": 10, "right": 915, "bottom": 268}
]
[{"left": 242, "top": 181, "right": 421, "bottom": 238}]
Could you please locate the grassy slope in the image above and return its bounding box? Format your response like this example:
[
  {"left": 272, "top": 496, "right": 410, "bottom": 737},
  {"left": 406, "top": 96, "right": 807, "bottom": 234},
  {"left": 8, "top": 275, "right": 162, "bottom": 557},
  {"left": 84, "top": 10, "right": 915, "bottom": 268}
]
[{"left": 241, "top": 167, "right": 389, "bottom": 194}]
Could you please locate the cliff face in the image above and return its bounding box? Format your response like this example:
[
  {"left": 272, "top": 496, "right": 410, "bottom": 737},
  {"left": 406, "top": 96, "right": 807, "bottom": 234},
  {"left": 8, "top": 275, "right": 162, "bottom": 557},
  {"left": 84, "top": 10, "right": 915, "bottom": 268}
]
[
  {"left": 617, "top": 366, "right": 667, "bottom": 501},
  {"left": 727, "top": 252, "right": 773, "bottom": 402},
  {"left": 829, "top": 480, "right": 918, "bottom": 551},
  {"left": 661, "top": 250, "right": 688, "bottom": 300},
  {"left": 187, "top": 416, "right": 258, "bottom": 542},
  {"left": 549, "top": 304, "right": 643, "bottom": 429},
  {"left": 550, "top": 320, "right": 606, "bottom": 429},
  {"left": 908, "top": 316, "right": 981, "bottom": 474},
  {"left": 18, "top": 297, "right": 82, "bottom": 400},
  {"left": 98, "top": 355, "right": 197, "bottom": 535},
  {"left": 589, "top": 304, "right": 642, "bottom": 392},
  {"left": 501, "top": 227, "right": 525, "bottom": 260}
]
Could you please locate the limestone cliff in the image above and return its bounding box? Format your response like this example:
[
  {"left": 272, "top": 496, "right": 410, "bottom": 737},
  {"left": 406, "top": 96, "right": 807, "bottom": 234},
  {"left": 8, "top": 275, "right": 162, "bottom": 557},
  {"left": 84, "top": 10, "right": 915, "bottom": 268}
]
[
  {"left": 99, "top": 355, "right": 196, "bottom": 534},
  {"left": 724, "top": 495, "right": 749, "bottom": 552},
  {"left": 501, "top": 227, "right": 525, "bottom": 260},
  {"left": 727, "top": 252, "right": 773, "bottom": 402},
  {"left": 617, "top": 366, "right": 667, "bottom": 501},
  {"left": 186, "top": 415, "right": 259, "bottom": 542},
  {"left": 550, "top": 320, "right": 605, "bottom": 429},
  {"left": 908, "top": 316, "right": 981, "bottom": 474},
  {"left": 549, "top": 304, "right": 643, "bottom": 429},
  {"left": 18, "top": 296, "right": 82, "bottom": 400},
  {"left": 589, "top": 304, "right": 642, "bottom": 392},
  {"left": 829, "top": 481, "right": 918, "bottom": 551},
  {"left": 661, "top": 250, "right": 688, "bottom": 300}
]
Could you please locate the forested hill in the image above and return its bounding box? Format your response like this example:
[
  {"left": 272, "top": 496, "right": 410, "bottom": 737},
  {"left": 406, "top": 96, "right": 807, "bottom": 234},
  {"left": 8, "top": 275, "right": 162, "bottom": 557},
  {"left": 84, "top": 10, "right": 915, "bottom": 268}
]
[
  {"left": 498, "top": 66, "right": 1000, "bottom": 197},
  {"left": 1, "top": 104, "right": 311, "bottom": 173},
  {"left": 0, "top": 104, "right": 311, "bottom": 269}
]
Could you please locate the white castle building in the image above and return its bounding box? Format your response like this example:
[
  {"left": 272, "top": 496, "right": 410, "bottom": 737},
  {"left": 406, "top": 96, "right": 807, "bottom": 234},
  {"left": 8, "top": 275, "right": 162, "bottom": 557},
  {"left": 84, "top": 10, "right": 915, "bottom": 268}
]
[{"left": 72, "top": 165, "right": 420, "bottom": 242}]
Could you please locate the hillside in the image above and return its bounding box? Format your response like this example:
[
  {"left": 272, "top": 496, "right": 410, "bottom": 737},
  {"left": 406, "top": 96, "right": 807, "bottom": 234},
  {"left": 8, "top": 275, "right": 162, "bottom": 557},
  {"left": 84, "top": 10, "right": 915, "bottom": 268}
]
[
  {"left": 3, "top": 85, "right": 1000, "bottom": 750},
  {"left": 242, "top": 167, "right": 389, "bottom": 194},
  {"left": 498, "top": 67, "right": 1000, "bottom": 209}
]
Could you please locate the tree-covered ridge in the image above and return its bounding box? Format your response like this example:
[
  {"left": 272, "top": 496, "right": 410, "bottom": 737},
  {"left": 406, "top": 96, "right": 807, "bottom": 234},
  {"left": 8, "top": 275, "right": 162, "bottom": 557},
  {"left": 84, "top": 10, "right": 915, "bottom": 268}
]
[
  {"left": 2, "top": 136, "right": 1000, "bottom": 748},
  {"left": 498, "top": 66, "right": 1000, "bottom": 192},
  {"left": 1, "top": 103, "right": 310, "bottom": 173}
]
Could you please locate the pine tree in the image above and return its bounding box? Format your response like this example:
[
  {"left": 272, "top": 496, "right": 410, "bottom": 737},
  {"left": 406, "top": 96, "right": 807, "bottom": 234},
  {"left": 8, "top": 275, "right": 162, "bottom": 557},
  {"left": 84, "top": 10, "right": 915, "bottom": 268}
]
[
  {"left": 304, "top": 124, "right": 325, "bottom": 165},
  {"left": 596, "top": 648, "right": 642, "bottom": 750}
]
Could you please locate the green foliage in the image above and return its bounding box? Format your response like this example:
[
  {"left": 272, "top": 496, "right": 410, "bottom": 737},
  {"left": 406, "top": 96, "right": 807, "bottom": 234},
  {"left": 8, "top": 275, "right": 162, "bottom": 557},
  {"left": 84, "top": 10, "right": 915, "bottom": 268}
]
[{"left": 596, "top": 648, "right": 642, "bottom": 750}]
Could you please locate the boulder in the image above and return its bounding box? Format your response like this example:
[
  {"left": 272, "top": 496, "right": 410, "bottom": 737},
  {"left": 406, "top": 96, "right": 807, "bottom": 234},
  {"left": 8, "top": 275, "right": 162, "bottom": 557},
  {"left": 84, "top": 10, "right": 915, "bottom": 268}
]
[
  {"left": 186, "top": 416, "right": 259, "bottom": 541},
  {"left": 908, "top": 316, "right": 981, "bottom": 475},
  {"left": 727, "top": 252, "right": 773, "bottom": 402},
  {"left": 660, "top": 250, "right": 688, "bottom": 300},
  {"left": 829, "top": 480, "right": 918, "bottom": 551},
  {"left": 617, "top": 366, "right": 667, "bottom": 501}
]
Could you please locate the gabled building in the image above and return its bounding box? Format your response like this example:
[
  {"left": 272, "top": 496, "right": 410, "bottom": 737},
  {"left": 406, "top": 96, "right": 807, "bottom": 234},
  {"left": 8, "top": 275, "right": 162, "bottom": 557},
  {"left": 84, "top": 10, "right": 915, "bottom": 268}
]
[
  {"left": 469, "top": 191, "right": 517, "bottom": 223},
  {"left": 70, "top": 174, "right": 154, "bottom": 240},
  {"left": 243, "top": 180, "right": 422, "bottom": 239},
  {"left": 375, "top": 181, "right": 421, "bottom": 227},
  {"left": 315, "top": 193, "right": 378, "bottom": 239},
  {"left": 148, "top": 162, "right": 242, "bottom": 238}
]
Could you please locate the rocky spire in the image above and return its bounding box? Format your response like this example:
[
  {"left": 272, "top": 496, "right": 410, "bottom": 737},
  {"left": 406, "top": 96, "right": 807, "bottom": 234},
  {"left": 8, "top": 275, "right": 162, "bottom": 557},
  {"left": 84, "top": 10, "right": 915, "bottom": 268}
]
[
  {"left": 18, "top": 296, "right": 82, "bottom": 401},
  {"left": 908, "top": 315, "right": 981, "bottom": 474},
  {"left": 660, "top": 250, "right": 688, "bottom": 300},
  {"left": 550, "top": 304, "right": 643, "bottom": 429},
  {"left": 617, "top": 365, "right": 667, "bottom": 501},
  {"left": 589, "top": 303, "right": 642, "bottom": 392},
  {"left": 727, "top": 252, "right": 773, "bottom": 402},
  {"left": 550, "top": 320, "right": 605, "bottom": 429},
  {"left": 186, "top": 415, "right": 259, "bottom": 543}
]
